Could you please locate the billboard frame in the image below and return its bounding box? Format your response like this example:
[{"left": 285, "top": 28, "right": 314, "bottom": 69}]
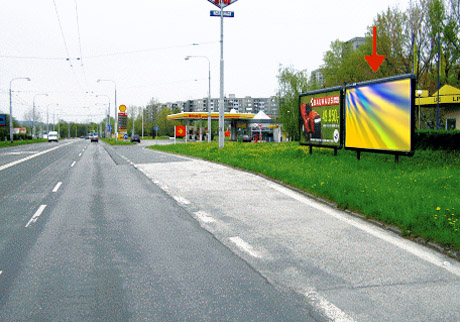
[
  {"left": 344, "top": 73, "right": 416, "bottom": 160},
  {"left": 299, "top": 86, "right": 344, "bottom": 155}
]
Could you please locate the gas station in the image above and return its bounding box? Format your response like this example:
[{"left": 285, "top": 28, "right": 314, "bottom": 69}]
[{"left": 167, "top": 110, "right": 281, "bottom": 142}]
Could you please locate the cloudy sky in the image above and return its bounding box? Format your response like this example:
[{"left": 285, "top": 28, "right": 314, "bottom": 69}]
[{"left": 0, "top": 0, "right": 410, "bottom": 123}]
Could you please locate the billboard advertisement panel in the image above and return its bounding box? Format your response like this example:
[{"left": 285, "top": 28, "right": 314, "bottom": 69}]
[
  {"left": 345, "top": 75, "right": 414, "bottom": 154},
  {"left": 299, "top": 87, "right": 342, "bottom": 148}
]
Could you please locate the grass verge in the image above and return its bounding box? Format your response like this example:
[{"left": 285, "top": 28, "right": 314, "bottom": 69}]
[
  {"left": 101, "top": 138, "right": 136, "bottom": 145},
  {"left": 148, "top": 142, "right": 460, "bottom": 251},
  {"left": 0, "top": 139, "right": 48, "bottom": 148}
]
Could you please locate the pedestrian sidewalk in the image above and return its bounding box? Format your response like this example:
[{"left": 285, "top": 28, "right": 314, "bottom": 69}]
[{"left": 135, "top": 152, "right": 460, "bottom": 322}]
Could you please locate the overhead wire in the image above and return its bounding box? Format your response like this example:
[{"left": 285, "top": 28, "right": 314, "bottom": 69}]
[
  {"left": 52, "top": 0, "right": 83, "bottom": 90},
  {"left": 73, "top": 0, "right": 88, "bottom": 87}
]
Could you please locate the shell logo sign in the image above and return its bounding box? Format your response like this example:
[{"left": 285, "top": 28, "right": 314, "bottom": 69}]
[{"left": 175, "top": 125, "right": 186, "bottom": 138}]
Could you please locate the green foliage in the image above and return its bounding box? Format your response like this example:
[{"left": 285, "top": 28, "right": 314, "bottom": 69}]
[
  {"left": 276, "top": 65, "right": 310, "bottom": 141},
  {"left": 149, "top": 142, "right": 460, "bottom": 250},
  {"left": 415, "top": 129, "right": 460, "bottom": 150}
]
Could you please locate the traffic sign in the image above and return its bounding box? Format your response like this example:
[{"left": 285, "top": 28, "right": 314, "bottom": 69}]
[
  {"left": 207, "top": 0, "right": 238, "bottom": 9},
  {"left": 123, "top": 134, "right": 128, "bottom": 140},
  {"left": 210, "top": 10, "right": 234, "bottom": 17},
  {"left": 107, "top": 124, "right": 112, "bottom": 132},
  {"left": 0, "top": 114, "right": 6, "bottom": 126},
  {"left": 154, "top": 126, "right": 159, "bottom": 131}
]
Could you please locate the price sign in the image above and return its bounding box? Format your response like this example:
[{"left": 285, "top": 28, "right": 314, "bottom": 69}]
[{"left": 118, "top": 112, "right": 128, "bottom": 131}]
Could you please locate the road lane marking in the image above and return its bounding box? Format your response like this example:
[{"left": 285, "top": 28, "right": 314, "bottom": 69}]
[
  {"left": 0, "top": 141, "right": 75, "bottom": 173},
  {"left": 25, "top": 205, "right": 47, "bottom": 228},
  {"left": 0, "top": 271, "right": 2, "bottom": 275},
  {"left": 173, "top": 196, "right": 190, "bottom": 205},
  {"left": 194, "top": 211, "right": 216, "bottom": 223},
  {"left": 229, "top": 236, "right": 262, "bottom": 258},
  {"left": 78, "top": 153, "right": 82, "bottom": 157},
  {"left": 52, "top": 182, "right": 62, "bottom": 193},
  {"left": 269, "top": 182, "right": 460, "bottom": 277},
  {"left": 70, "top": 161, "right": 76, "bottom": 167},
  {"left": 305, "top": 288, "right": 355, "bottom": 322}
]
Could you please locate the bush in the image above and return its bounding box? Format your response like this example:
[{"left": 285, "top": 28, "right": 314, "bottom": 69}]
[{"left": 414, "top": 130, "right": 460, "bottom": 150}]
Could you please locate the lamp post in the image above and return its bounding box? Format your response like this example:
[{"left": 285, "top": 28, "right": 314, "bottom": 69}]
[
  {"left": 33, "top": 93, "right": 48, "bottom": 139},
  {"left": 9, "top": 77, "right": 31, "bottom": 142},
  {"left": 97, "top": 79, "right": 117, "bottom": 140},
  {"left": 416, "top": 90, "right": 423, "bottom": 129},
  {"left": 185, "top": 55, "right": 212, "bottom": 143},
  {"left": 97, "top": 94, "right": 110, "bottom": 138}
]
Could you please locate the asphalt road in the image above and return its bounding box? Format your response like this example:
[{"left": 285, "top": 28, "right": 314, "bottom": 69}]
[{"left": 0, "top": 140, "right": 317, "bottom": 321}]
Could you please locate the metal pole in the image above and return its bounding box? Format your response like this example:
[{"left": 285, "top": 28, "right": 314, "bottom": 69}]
[
  {"left": 33, "top": 94, "right": 48, "bottom": 140},
  {"left": 219, "top": 5, "right": 225, "bottom": 148},
  {"left": 9, "top": 77, "right": 30, "bottom": 143},
  {"left": 46, "top": 105, "right": 49, "bottom": 135},
  {"left": 9, "top": 86, "right": 13, "bottom": 143},
  {"left": 208, "top": 59, "right": 211, "bottom": 143},
  {"left": 141, "top": 107, "right": 144, "bottom": 139},
  {"left": 437, "top": 32, "right": 440, "bottom": 129}
]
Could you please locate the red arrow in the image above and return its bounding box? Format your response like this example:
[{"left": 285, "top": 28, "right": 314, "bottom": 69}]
[{"left": 365, "top": 26, "right": 385, "bottom": 72}]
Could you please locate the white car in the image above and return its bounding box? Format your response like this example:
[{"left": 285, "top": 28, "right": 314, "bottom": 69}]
[{"left": 48, "top": 131, "right": 59, "bottom": 142}]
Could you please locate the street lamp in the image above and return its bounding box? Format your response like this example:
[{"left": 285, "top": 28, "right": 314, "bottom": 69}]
[
  {"left": 9, "top": 77, "right": 31, "bottom": 142},
  {"left": 97, "top": 94, "right": 111, "bottom": 138},
  {"left": 185, "top": 55, "right": 212, "bottom": 143},
  {"left": 416, "top": 90, "right": 423, "bottom": 129},
  {"left": 97, "top": 79, "right": 117, "bottom": 139},
  {"left": 33, "top": 93, "right": 48, "bottom": 139}
]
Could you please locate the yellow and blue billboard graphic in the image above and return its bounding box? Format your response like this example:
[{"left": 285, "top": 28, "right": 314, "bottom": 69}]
[{"left": 345, "top": 76, "right": 414, "bottom": 153}]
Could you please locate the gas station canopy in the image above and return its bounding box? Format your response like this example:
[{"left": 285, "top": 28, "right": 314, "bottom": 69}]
[{"left": 167, "top": 112, "right": 255, "bottom": 120}]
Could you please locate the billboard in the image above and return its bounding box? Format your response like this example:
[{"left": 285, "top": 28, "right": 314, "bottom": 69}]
[
  {"left": 345, "top": 74, "right": 415, "bottom": 154},
  {"left": 299, "top": 87, "right": 342, "bottom": 148}
]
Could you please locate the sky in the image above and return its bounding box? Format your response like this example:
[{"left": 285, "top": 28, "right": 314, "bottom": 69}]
[{"left": 0, "top": 0, "right": 410, "bottom": 123}]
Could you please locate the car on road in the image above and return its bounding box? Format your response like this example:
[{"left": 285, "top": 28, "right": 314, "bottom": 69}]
[
  {"left": 131, "top": 134, "right": 140, "bottom": 143},
  {"left": 90, "top": 134, "right": 99, "bottom": 142},
  {"left": 48, "top": 131, "right": 58, "bottom": 142}
]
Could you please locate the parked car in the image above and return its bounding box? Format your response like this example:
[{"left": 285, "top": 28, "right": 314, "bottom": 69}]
[
  {"left": 48, "top": 131, "right": 58, "bottom": 142},
  {"left": 90, "top": 134, "right": 98, "bottom": 142},
  {"left": 241, "top": 134, "right": 251, "bottom": 142},
  {"left": 131, "top": 134, "right": 140, "bottom": 143}
]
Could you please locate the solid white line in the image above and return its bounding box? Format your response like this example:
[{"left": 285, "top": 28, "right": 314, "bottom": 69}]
[
  {"left": 0, "top": 141, "right": 74, "bottom": 173},
  {"left": 70, "top": 161, "right": 76, "bottom": 167},
  {"left": 269, "top": 183, "right": 460, "bottom": 277},
  {"left": 229, "top": 236, "right": 262, "bottom": 258},
  {"left": 25, "top": 205, "right": 47, "bottom": 228},
  {"left": 305, "top": 288, "right": 355, "bottom": 322},
  {"left": 194, "top": 211, "right": 216, "bottom": 223},
  {"left": 52, "top": 182, "right": 62, "bottom": 193}
]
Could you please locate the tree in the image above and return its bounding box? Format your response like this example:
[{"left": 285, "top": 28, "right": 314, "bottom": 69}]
[{"left": 276, "top": 65, "right": 310, "bottom": 141}]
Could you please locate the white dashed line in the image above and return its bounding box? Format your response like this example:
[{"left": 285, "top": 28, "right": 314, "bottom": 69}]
[
  {"left": 70, "top": 161, "right": 76, "bottom": 167},
  {"left": 25, "top": 205, "right": 47, "bottom": 228},
  {"left": 0, "top": 271, "right": 2, "bottom": 276},
  {"left": 78, "top": 153, "right": 82, "bottom": 157},
  {"left": 229, "top": 236, "right": 262, "bottom": 258},
  {"left": 305, "top": 288, "right": 355, "bottom": 322},
  {"left": 52, "top": 182, "right": 62, "bottom": 193},
  {"left": 194, "top": 211, "right": 216, "bottom": 223},
  {"left": 173, "top": 196, "right": 191, "bottom": 205}
]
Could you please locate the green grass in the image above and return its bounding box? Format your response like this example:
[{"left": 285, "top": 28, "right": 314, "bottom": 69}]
[
  {"left": 0, "top": 139, "right": 48, "bottom": 148},
  {"left": 148, "top": 142, "right": 460, "bottom": 251},
  {"left": 101, "top": 138, "right": 136, "bottom": 145}
]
